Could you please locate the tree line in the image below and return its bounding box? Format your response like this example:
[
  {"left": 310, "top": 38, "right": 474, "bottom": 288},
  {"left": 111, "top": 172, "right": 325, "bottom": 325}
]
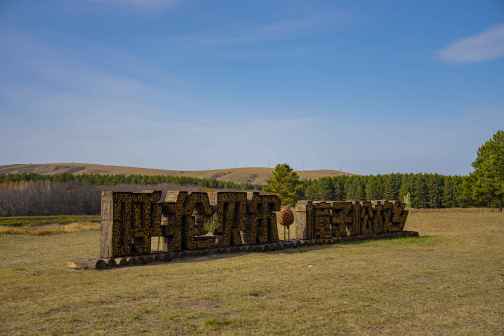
[
  {"left": 1, "top": 130, "right": 502, "bottom": 215},
  {"left": 299, "top": 174, "right": 472, "bottom": 208},
  {"left": 0, "top": 181, "right": 100, "bottom": 216},
  {"left": 0, "top": 174, "right": 258, "bottom": 217},
  {"left": 265, "top": 130, "right": 503, "bottom": 210},
  {"left": 0, "top": 178, "right": 257, "bottom": 217},
  {"left": 0, "top": 173, "right": 258, "bottom": 190}
]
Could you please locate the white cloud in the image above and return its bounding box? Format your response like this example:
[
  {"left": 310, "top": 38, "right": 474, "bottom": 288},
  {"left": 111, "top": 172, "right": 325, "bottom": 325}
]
[
  {"left": 438, "top": 23, "right": 504, "bottom": 63},
  {"left": 177, "top": 10, "right": 351, "bottom": 46}
]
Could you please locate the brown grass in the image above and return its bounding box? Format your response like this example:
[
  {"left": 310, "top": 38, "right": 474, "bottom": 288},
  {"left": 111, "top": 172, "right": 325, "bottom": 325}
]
[
  {"left": 0, "top": 209, "right": 503, "bottom": 335},
  {"left": 0, "top": 215, "right": 101, "bottom": 236},
  {"left": 0, "top": 215, "right": 100, "bottom": 227},
  {"left": 0, "top": 163, "right": 351, "bottom": 185},
  {"left": 0, "top": 222, "right": 99, "bottom": 235}
]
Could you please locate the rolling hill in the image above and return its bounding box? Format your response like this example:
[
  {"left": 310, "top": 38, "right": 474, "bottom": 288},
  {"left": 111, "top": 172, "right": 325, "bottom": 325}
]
[{"left": 0, "top": 163, "right": 352, "bottom": 185}]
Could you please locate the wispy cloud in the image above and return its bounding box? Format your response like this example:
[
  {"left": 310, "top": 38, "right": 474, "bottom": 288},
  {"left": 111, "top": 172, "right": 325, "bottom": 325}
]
[
  {"left": 438, "top": 23, "right": 504, "bottom": 63},
  {"left": 178, "top": 10, "right": 351, "bottom": 46}
]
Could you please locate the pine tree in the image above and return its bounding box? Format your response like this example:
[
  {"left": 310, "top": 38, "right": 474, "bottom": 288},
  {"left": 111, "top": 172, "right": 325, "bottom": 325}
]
[
  {"left": 383, "top": 175, "right": 396, "bottom": 200},
  {"left": 365, "top": 175, "right": 384, "bottom": 200},
  {"left": 332, "top": 177, "right": 345, "bottom": 200},
  {"left": 412, "top": 174, "right": 428, "bottom": 208},
  {"left": 263, "top": 164, "right": 301, "bottom": 206},
  {"left": 304, "top": 180, "right": 323, "bottom": 200},
  {"left": 376, "top": 175, "right": 385, "bottom": 199},
  {"left": 344, "top": 177, "right": 356, "bottom": 200},
  {"left": 319, "top": 178, "right": 336, "bottom": 200},
  {"left": 365, "top": 176, "right": 376, "bottom": 200},
  {"left": 471, "top": 130, "right": 504, "bottom": 210},
  {"left": 458, "top": 175, "right": 475, "bottom": 207},
  {"left": 442, "top": 176, "right": 456, "bottom": 208},
  {"left": 426, "top": 174, "right": 443, "bottom": 208}
]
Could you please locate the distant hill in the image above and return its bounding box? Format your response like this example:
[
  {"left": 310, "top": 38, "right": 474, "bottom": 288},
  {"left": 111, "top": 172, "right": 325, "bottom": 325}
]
[{"left": 0, "top": 163, "right": 352, "bottom": 185}]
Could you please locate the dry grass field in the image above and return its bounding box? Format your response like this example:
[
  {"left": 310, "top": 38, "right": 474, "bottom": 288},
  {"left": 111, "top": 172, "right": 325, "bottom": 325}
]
[
  {"left": 0, "top": 163, "right": 351, "bottom": 185},
  {"left": 1, "top": 209, "right": 503, "bottom": 335},
  {"left": 0, "top": 215, "right": 100, "bottom": 236}
]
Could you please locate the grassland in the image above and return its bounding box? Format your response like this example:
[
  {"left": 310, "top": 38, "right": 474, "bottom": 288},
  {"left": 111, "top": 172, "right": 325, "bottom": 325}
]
[
  {"left": 0, "top": 209, "right": 503, "bottom": 335},
  {"left": 0, "top": 215, "right": 100, "bottom": 235},
  {"left": 0, "top": 163, "right": 350, "bottom": 185},
  {"left": 0, "top": 215, "right": 100, "bottom": 227}
]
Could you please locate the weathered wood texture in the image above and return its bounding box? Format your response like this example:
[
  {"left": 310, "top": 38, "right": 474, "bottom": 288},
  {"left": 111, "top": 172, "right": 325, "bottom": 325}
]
[
  {"left": 291, "top": 200, "right": 409, "bottom": 240},
  {"left": 100, "top": 191, "right": 408, "bottom": 259},
  {"left": 100, "top": 190, "right": 162, "bottom": 258},
  {"left": 101, "top": 190, "right": 281, "bottom": 258}
]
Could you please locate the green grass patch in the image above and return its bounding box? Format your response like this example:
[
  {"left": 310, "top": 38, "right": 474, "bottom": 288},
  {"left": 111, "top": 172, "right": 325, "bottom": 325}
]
[
  {"left": 204, "top": 318, "right": 233, "bottom": 329},
  {"left": 372, "top": 235, "right": 436, "bottom": 246},
  {"left": 338, "top": 235, "right": 437, "bottom": 248}
]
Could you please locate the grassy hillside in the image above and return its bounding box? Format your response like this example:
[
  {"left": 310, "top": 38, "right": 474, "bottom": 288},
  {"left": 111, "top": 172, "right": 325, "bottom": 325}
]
[
  {"left": 0, "top": 209, "right": 503, "bottom": 335},
  {"left": 0, "top": 163, "right": 351, "bottom": 185}
]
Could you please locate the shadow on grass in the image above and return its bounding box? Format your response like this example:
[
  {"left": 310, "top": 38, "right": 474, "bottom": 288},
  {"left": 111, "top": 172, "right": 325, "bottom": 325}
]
[
  {"left": 331, "top": 235, "right": 438, "bottom": 250},
  {"left": 273, "top": 235, "right": 435, "bottom": 255},
  {"left": 100, "top": 234, "right": 433, "bottom": 271}
]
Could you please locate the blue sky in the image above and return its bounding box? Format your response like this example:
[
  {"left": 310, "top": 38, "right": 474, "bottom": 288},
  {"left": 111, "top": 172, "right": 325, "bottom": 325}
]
[{"left": 1, "top": 0, "right": 503, "bottom": 174}]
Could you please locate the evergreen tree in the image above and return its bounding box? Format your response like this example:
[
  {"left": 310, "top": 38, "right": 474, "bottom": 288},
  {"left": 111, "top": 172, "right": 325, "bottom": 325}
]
[
  {"left": 458, "top": 175, "right": 476, "bottom": 207},
  {"left": 304, "top": 180, "right": 323, "bottom": 200},
  {"left": 346, "top": 176, "right": 366, "bottom": 200},
  {"left": 383, "top": 175, "right": 394, "bottom": 200},
  {"left": 426, "top": 174, "right": 443, "bottom": 208},
  {"left": 376, "top": 175, "right": 385, "bottom": 199},
  {"left": 471, "top": 130, "right": 504, "bottom": 210},
  {"left": 344, "top": 177, "right": 355, "bottom": 200},
  {"left": 412, "top": 174, "right": 428, "bottom": 208},
  {"left": 365, "top": 175, "right": 383, "bottom": 200},
  {"left": 442, "top": 176, "right": 456, "bottom": 208},
  {"left": 391, "top": 173, "right": 402, "bottom": 200},
  {"left": 332, "top": 176, "right": 346, "bottom": 200},
  {"left": 323, "top": 178, "right": 337, "bottom": 200},
  {"left": 263, "top": 164, "right": 301, "bottom": 206}
]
